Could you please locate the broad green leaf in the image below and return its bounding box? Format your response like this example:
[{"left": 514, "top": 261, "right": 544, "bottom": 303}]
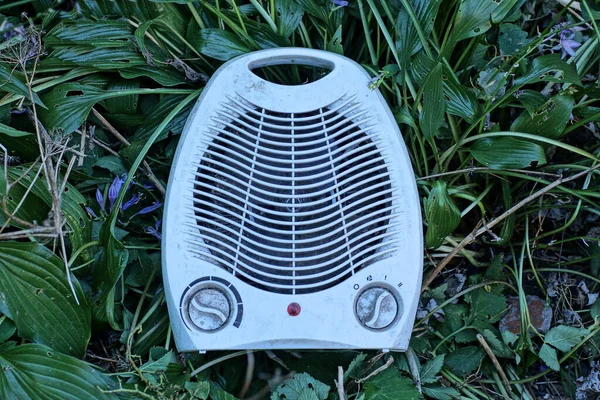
[
  {"left": 276, "top": 0, "right": 305, "bottom": 38},
  {"left": 510, "top": 95, "right": 574, "bottom": 139},
  {"left": 544, "top": 325, "right": 588, "bottom": 352},
  {"left": 95, "top": 155, "right": 128, "bottom": 175},
  {"left": 5, "top": 166, "right": 93, "bottom": 260},
  {"left": 0, "top": 120, "right": 33, "bottom": 137},
  {"left": 448, "top": 0, "right": 518, "bottom": 47},
  {"left": 210, "top": 382, "right": 239, "bottom": 400},
  {"left": 198, "top": 29, "right": 251, "bottom": 61},
  {"left": 395, "top": 0, "right": 441, "bottom": 67},
  {"left": 45, "top": 20, "right": 133, "bottom": 47},
  {"left": 481, "top": 330, "right": 513, "bottom": 358},
  {"left": 363, "top": 367, "right": 422, "bottom": 400},
  {"left": 470, "top": 137, "right": 547, "bottom": 169},
  {"left": 0, "top": 63, "right": 44, "bottom": 106},
  {"left": 420, "top": 354, "right": 444, "bottom": 383},
  {"left": 105, "top": 79, "right": 139, "bottom": 115},
  {"left": 420, "top": 63, "right": 445, "bottom": 139},
  {"left": 499, "top": 23, "right": 531, "bottom": 56},
  {"left": 0, "top": 344, "right": 116, "bottom": 400},
  {"left": 129, "top": 94, "right": 193, "bottom": 143},
  {"left": 538, "top": 343, "right": 560, "bottom": 371},
  {"left": 45, "top": 46, "right": 147, "bottom": 69},
  {"left": 444, "top": 346, "right": 485, "bottom": 376},
  {"left": 466, "top": 289, "right": 507, "bottom": 326},
  {"left": 424, "top": 181, "right": 461, "bottom": 249},
  {"left": 344, "top": 353, "right": 368, "bottom": 380},
  {"left": 0, "top": 243, "right": 90, "bottom": 357},
  {"left": 0, "top": 318, "right": 16, "bottom": 343},
  {"left": 513, "top": 55, "right": 582, "bottom": 86},
  {"left": 271, "top": 372, "right": 330, "bottom": 400},
  {"left": 185, "top": 381, "right": 210, "bottom": 399},
  {"left": 422, "top": 385, "right": 461, "bottom": 400},
  {"left": 119, "top": 65, "right": 186, "bottom": 86},
  {"left": 0, "top": 168, "right": 49, "bottom": 226},
  {"left": 443, "top": 75, "right": 479, "bottom": 123},
  {"left": 513, "top": 89, "right": 547, "bottom": 115}
]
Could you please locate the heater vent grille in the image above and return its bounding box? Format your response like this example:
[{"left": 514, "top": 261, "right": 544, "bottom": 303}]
[{"left": 189, "top": 95, "right": 397, "bottom": 294}]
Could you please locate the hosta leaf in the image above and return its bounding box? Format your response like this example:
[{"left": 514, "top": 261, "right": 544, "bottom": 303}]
[
  {"left": 395, "top": 0, "right": 441, "bottom": 67},
  {"left": 513, "top": 55, "right": 582, "bottom": 86},
  {"left": 424, "top": 181, "right": 461, "bottom": 249},
  {"left": 544, "top": 325, "right": 588, "bottom": 352},
  {"left": 105, "top": 79, "right": 139, "bottom": 115},
  {"left": 513, "top": 89, "right": 547, "bottom": 115},
  {"left": 0, "top": 243, "right": 90, "bottom": 357},
  {"left": 119, "top": 65, "right": 186, "bottom": 86},
  {"left": 363, "top": 367, "right": 422, "bottom": 400},
  {"left": 448, "top": 0, "right": 519, "bottom": 47},
  {"left": 443, "top": 75, "right": 479, "bottom": 123},
  {"left": 420, "top": 63, "right": 445, "bottom": 139},
  {"left": 538, "top": 343, "right": 560, "bottom": 371},
  {"left": 276, "top": 0, "right": 305, "bottom": 38},
  {"left": 470, "top": 137, "right": 547, "bottom": 169},
  {"left": 45, "top": 20, "right": 133, "bottom": 47},
  {"left": 0, "top": 63, "right": 44, "bottom": 106},
  {"left": 0, "top": 344, "right": 116, "bottom": 400},
  {"left": 510, "top": 95, "right": 574, "bottom": 140},
  {"left": 45, "top": 46, "right": 147, "bottom": 69},
  {"left": 198, "top": 29, "right": 251, "bottom": 61}
]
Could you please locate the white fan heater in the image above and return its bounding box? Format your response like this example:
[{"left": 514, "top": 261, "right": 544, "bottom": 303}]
[{"left": 163, "top": 48, "right": 422, "bottom": 352}]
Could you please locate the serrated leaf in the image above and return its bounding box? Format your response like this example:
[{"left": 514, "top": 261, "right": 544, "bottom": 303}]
[
  {"left": 185, "top": 381, "right": 210, "bottom": 399},
  {"left": 499, "top": 23, "right": 531, "bottom": 56},
  {"left": 544, "top": 325, "right": 588, "bottom": 352},
  {"left": 420, "top": 63, "right": 445, "bottom": 140},
  {"left": 198, "top": 29, "right": 251, "bottom": 61},
  {"left": 539, "top": 343, "right": 560, "bottom": 371},
  {"left": 481, "top": 330, "right": 513, "bottom": 358},
  {"left": 271, "top": 373, "right": 330, "bottom": 400},
  {"left": 514, "top": 55, "right": 582, "bottom": 86},
  {"left": 0, "top": 344, "right": 117, "bottom": 400},
  {"left": 470, "top": 137, "right": 547, "bottom": 169},
  {"left": 0, "top": 243, "right": 90, "bottom": 357},
  {"left": 425, "top": 181, "right": 461, "bottom": 249},
  {"left": 422, "top": 384, "right": 461, "bottom": 400},
  {"left": 420, "top": 354, "right": 444, "bottom": 383},
  {"left": 510, "top": 95, "right": 574, "bottom": 140},
  {"left": 364, "top": 367, "right": 422, "bottom": 400},
  {"left": 344, "top": 353, "right": 368, "bottom": 380},
  {"left": 466, "top": 289, "right": 507, "bottom": 325},
  {"left": 444, "top": 346, "right": 485, "bottom": 376}
]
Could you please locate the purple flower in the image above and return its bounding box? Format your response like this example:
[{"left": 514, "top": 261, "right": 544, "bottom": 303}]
[
  {"left": 132, "top": 201, "right": 162, "bottom": 217},
  {"left": 332, "top": 0, "right": 348, "bottom": 6},
  {"left": 85, "top": 206, "right": 98, "bottom": 218},
  {"left": 96, "top": 188, "right": 105, "bottom": 212},
  {"left": 121, "top": 193, "right": 142, "bottom": 211},
  {"left": 108, "top": 174, "right": 126, "bottom": 210},
  {"left": 555, "top": 27, "right": 582, "bottom": 59},
  {"left": 2, "top": 23, "right": 26, "bottom": 41},
  {"left": 145, "top": 219, "right": 162, "bottom": 240}
]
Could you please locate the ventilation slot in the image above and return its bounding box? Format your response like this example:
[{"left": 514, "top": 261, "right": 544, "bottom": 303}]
[{"left": 188, "top": 96, "right": 397, "bottom": 294}]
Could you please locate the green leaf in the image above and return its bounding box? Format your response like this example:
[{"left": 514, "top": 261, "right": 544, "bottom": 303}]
[
  {"left": 276, "top": 0, "right": 305, "bottom": 38},
  {"left": 45, "top": 46, "right": 147, "bottom": 69},
  {"left": 344, "top": 353, "right": 368, "bottom": 380},
  {"left": 544, "top": 325, "right": 588, "bottom": 352},
  {"left": 0, "top": 121, "right": 33, "bottom": 137},
  {"left": 363, "top": 367, "right": 422, "bottom": 400},
  {"left": 45, "top": 20, "right": 133, "bottom": 47},
  {"left": 422, "top": 384, "right": 461, "bottom": 400},
  {"left": 510, "top": 95, "right": 574, "bottom": 140},
  {"left": 444, "top": 346, "right": 485, "bottom": 376},
  {"left": 481, "top": 330, "right": 513, "bottom": 358},
  {"left": 420, "top": 63, "right": 445, "bottom": 139},
  {"left": 443, "top": 75, "right": 479, "bottom": 123},
  {"left": 499, "top": 23, "right": 531, "bottom": 56},
  {"left": 513, "top": 89, "right": 547, "bottom": 115},
  {"left": 185, "top": 381, "right": 210, "bottom": 399},
  {"left": 0, "top": 63, "right": 44, "bottom": 106},
  {"left": 591, "top": 298, "right": 600, "bottom": 319},
  {"left": 0, "top": 243, "right": 91, "bottom": 357},
  {"left": 119, "top": 65, "right": 186, "bottom": 86},
  {"left": 395, "top": 0, "right": 441, "bottom": 66},
  {"left": 466, "top": 288, "right": 507, "bottom": 326},
  {"left": 209, "top": 382, "right": 239, "bottom": 400},
  {"left": 0, "top": 344, "right": 117, "bottom": 400},
  {"left": 513, "top": 55, "right": 582, "bottom": 86},
  {"left": 198, "top": 29, "right": 251, "bottom": 61},
  {"left": 424, "top": 181, "right": 461, "bottom": 249},
  {"left": 470, "top": 137, "right": 547, "bottom": 169},
  {"left": 271, "top": 373, "right": 330, "bottom": 400},
  {"left": 0, "top": 318, "right": 16, "bottom": 343},
  {"left": 448, "top": 0, "right": 519, "bottom": 47},
  {"left": 420, "top": 354, "right": 444, "bottom": 383},
  {"left": 538, "top": 343, "right": 560, "bottom": 371}
]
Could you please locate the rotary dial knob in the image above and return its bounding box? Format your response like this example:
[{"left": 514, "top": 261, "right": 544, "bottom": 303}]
[
  {"left": 187, "top": 287, "right": 231, "bottom": 331},
  {"left": 355, "top": 286, "right": 399, "bottom": 330}
]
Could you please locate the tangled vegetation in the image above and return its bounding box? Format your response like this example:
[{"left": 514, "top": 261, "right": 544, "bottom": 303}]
[{"left": 1, "top": 0, "right": 600, "bottom": 399}]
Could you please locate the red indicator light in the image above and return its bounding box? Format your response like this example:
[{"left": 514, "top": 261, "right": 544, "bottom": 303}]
[{"left": 287, "top": 302, "right": 301, "bottom": 316}]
